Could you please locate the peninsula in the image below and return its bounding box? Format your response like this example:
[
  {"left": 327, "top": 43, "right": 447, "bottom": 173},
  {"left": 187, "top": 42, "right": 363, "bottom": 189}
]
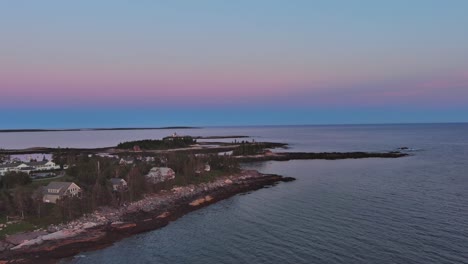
[{"left": 0, "top": 135, "right": 409, "bottom": 263}]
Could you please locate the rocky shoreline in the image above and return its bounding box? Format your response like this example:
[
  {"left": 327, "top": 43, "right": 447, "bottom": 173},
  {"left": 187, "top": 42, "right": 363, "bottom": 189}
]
[
  {"left": 235, "top": 151, "right": 408, "bottom": 162},
  {"left": 0, "top": 170, "right": 294, "bottom": 264}
]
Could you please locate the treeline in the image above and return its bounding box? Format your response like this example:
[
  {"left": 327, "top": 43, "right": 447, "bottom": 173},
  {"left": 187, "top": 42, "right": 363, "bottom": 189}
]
[
  {"left": 116, "top": 137, "right": 196, "bottom": 150},
  {"left": 0, "top": 171, "right": 31, "bottom": 189},
  {"left": 165, "top": 153, "right": 240, "bottom": 186},
  {"left": 232, "top": 142, "right": 269, "bottom": 156},
  {"left": 0, "top": 151, "right": 9, "bottom": 163},
  {"left": 0, "top": 171, "right": 35, "bottom": 219}
]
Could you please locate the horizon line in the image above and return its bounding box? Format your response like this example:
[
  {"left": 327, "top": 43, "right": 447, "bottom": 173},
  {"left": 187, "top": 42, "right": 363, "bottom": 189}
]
[{"left": 0, "top": 122, "right": 467, "bottom": 133}]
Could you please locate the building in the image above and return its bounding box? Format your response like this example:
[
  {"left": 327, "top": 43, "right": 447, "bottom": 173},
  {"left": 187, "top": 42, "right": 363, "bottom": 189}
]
[
  {"left": 110, "top": 178, "right": 128, "bottom": 191},
  {"left": 195, "top": 164, "right": 211, "bottom": 174},
  {"left": 0, "top": 160, "right": 60, "bottom": 176},
  {"left": 162, "top": 133, "right": 192, "bottom": 141},
  {"left": 133, "top": 145, "right": 142, "bottom": 152},
  {"left": 0, "top": 163, "right": 21, "bottom": 176},
  {"left": 42, "top": 182, "right": 82, "bottom": 204},
  {"left": 145, "top": 167, "right": 175, "bottom": 184},
  {"left": 30, "top": 160, "right": 60, "bottom": 171},
  {"left": 119, "top": 157, "right": 134, "bottom": 165}
]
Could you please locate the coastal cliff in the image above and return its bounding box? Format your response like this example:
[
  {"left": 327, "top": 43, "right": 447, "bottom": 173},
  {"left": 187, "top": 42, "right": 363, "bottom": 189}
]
[{"left": 0, "top": 170, "right": 294, "bottom": 263}]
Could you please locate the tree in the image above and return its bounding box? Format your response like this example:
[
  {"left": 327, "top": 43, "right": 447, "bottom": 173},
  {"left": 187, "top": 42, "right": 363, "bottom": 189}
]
[
  {"left": 32, "top": 188, "right": 44, "bottom": 218},
  {"left": 0, "top": 190, "right": 14, "bottom": 216},
  {"left": 127, "top": 167, "right": 146, "bottom": 202},
  {"left": 12, "top": 186, "right": 33, "bottom": 219},
  {"left": 1, "top": 171, "right": 32, "bottom": 189},
  {"left": 0, "top": 149, "right": 9, "bottom": 163},
  {"left": 91, "top": 174, "right": 113, "bottom": 209},
  {"left": 56, "top": 195, "right": 87, "bottom": 222},
  {"left": 66, "top": 156, "right": 98, "bottom": 187},
  {"left": 208, "top": 154, "right": 240, "bottom": 173},
  {"left": 52, "top": 149, "right": 66, "bottom": 169}
]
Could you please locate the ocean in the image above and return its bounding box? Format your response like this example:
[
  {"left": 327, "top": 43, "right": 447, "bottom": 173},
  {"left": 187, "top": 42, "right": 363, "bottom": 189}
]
[{"left": 3, "top": 124, "right": 467, "bottom": 264}]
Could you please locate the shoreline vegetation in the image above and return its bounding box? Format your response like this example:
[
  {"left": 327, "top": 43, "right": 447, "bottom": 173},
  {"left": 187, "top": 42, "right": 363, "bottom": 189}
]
[{"left": 0, "top": 135, "right": 409, "bottom": 263}]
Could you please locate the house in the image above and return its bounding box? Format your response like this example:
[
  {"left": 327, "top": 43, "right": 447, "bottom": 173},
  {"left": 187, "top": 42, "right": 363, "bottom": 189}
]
[
  {"left": 17, "top": 164, "right": 35, "bottom": 174},
  {"left": 42, "top": 182, "right": 82, "bottom": 204},
  {"left": 162, "top": 133, "right": 190, "bottom": 141},
  {"left": 110, "top": 178, "right": 128, "bottom": 191},
  {"left": 133, "top": 145, "right": 142, "bottom": 152},
  {"left": 0, "top": 163, "right": 34, "bottom": 176},
  {"left": 145, "top": 156, "right": 155, "bottom": 162},
  {"left": 0, "top": 163, "right": 20, "bottom": 176},
  {"left": 145, "top": 167, "right": 175, "bottom": 184},
  {"left": 0, "top": 160, "right": 60, "bottom": 176},
  {"left": 119, "top": 157, "right": 134, "bottom": 165},
  {"left": 27, "top": 160, "right": 60, "bottom": 171},
  {"left": 195, "top": 164, "right": 211, "bottom": 174}
]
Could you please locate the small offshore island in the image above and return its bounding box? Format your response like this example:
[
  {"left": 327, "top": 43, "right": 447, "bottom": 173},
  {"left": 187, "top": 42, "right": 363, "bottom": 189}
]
[{"left": 0, "top": 134, "right": 408, "bottom": 263}]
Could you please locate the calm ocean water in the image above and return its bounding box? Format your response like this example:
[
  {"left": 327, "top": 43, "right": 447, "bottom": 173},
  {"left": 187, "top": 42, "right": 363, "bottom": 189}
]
[{"left": 3, "top": 124, "right": 467, "bottom": 264}]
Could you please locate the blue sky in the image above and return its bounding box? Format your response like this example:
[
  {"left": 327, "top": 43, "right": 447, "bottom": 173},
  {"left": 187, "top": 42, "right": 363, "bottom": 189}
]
[{"left": 1, "top": 0, "right": 467, "bottom": 128}]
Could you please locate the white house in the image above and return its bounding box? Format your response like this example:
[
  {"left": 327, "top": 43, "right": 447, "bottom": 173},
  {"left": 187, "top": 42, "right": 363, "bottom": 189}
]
[
  {"left": 0, "top": 163, "right": 33, "bottom": 176},
  {"left": 28, "top": 161, "right": 60, "bottom": 171},
  {"left": 0, "top": 160, "right": 60, "bottom": 176},
  {"left": 145, "top": 167, "right": 175, "bottom": 184},
  {"left": 0, "top": 163, "right": 18, "bottom": 176},
  {"left": 42, "top": 182, "right": 82, "bottom": 204},
  {"left": 110, "top": 178, "right": 128, "bottom": 191},
  {"left": 119, "top": 157, "right": 134, "bottom": 165}
]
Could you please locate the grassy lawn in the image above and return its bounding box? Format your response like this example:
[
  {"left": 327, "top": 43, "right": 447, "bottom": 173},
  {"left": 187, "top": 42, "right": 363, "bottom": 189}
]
[
  {"left": 0, "top": 219, "right": 36, "bottom": 239},
  {"left": 0, "top": 210, "right": 62, "bottom": 239},
  {"left": 27, "top": 214, "right": 61, "bottom": 228}
]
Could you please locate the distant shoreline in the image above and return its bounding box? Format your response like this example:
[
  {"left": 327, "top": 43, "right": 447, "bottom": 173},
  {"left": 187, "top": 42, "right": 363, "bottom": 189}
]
[
  {"left": 0, "top": 127, "right": 199, "bottom": 133},
  {"left": 1, "top": 123, "right": 467, "bottom": 133}
]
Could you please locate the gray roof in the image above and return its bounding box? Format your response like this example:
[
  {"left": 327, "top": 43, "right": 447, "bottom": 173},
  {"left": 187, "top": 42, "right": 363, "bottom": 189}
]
[
  {"left": 0, "top": 160, "right": 51, "bottom": 169},
  {"left": 26, "top": 160, "right": 49, "bottom": 166},
  {"left": 0, "top": 163, "right": 22, "bottom": 169},
  {"left": 43, "top": 182, "right": 77, "bottom": 196},
  {"left": 110, "top": 178, "right": 127, "bottom": 185}
]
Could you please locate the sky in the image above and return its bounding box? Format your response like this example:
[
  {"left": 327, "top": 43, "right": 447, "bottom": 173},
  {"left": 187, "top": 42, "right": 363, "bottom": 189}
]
[{"left": 1, "top": 0, "right": 468, "bottom": 128}]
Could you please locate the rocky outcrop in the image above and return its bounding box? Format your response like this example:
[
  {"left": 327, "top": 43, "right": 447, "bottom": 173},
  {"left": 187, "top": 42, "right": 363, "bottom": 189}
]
[
  {"left": 5, "top": 231, "right": 47, "bottom": 246},
  {"left": 235, "top": 151, "right": 408, "bottom": 162}
]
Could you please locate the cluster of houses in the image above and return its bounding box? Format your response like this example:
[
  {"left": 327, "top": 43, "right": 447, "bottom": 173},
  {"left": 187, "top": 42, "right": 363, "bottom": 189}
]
[
  {"left": 93, "top": 155, "right": 155, "bottom": 166},
  {"left": 3, "top": 147, "right": 211, "bottom": 206},
  {"left": 0, "top": 160, "right": 61, "bottom": 176},
  {"left": 40, "top": 166, "right": 177, "bottom": 204}
]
